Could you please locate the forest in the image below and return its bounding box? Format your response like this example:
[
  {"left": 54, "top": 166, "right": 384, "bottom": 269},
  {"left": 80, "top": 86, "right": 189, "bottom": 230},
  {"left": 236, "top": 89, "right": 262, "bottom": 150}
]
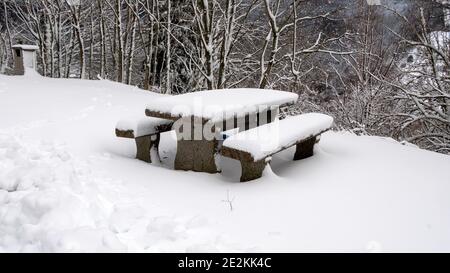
[{"left": 0, "top": 0, "right": 449, "bottom": 153}]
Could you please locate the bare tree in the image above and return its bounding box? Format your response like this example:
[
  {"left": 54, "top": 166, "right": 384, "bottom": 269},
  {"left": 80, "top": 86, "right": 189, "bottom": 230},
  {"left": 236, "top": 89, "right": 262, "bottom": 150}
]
[
  {"left": 165, "top": 0, "right": 172, "bottom": 94},
  {"left": 379, "top": 7, "right": 450, "bottom": 152},
  {"left": 66, "top": 0, "right": 86, "bottom": 79}
]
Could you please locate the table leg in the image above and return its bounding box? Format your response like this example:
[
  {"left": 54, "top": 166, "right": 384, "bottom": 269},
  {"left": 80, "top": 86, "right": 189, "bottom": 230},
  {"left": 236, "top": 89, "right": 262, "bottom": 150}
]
[
  {"left": 173, "top": 116, "right": 219, "bottom": 173},
  {"left": 174, "top": 140, "right": 218, "bottom": 173}
]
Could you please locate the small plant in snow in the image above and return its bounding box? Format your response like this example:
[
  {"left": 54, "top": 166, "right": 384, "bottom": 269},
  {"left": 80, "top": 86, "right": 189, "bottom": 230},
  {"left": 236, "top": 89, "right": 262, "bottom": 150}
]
[{"left": 222, "top": 190, "right": 235, "bottom": 212}]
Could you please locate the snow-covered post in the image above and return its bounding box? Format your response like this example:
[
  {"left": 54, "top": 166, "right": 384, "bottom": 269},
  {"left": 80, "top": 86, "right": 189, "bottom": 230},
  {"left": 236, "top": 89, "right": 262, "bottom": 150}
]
[{"left": 11, "top": 44, "right": 39, "bottom": 75}]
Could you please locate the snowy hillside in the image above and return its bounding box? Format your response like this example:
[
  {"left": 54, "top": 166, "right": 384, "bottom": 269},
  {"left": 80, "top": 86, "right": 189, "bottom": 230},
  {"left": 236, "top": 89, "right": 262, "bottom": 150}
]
[{"left": 0, "top": 73, "right": 449, "bottom": 252}]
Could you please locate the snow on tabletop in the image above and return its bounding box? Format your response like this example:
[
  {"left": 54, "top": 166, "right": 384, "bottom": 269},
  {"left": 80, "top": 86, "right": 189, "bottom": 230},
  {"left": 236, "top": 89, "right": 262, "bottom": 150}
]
[
  {"left": 146, "top": 88, "right": 298, "bottom": 122},
  {"left": 116, "top": 116, "right": 173, "bottom": 137},
  {"left": 223, "top": 113, "right": 334, "bottom": 161},
  {"left": 12, "top": 44, "right": 39, "bottom": 51}
]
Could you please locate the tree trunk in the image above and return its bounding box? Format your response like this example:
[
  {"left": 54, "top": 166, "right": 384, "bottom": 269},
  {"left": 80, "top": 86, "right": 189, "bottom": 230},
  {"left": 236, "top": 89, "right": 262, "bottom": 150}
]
[
  {"left": 115, "top": 0, "right": 124, "bottom": 83},
  {"left": 165, "top": 0, "right": 171, "bottom": 94}
]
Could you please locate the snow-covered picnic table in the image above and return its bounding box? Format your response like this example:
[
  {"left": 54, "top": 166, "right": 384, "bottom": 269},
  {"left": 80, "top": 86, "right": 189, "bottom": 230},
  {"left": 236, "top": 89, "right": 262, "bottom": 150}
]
[
  {"left": 145, "top": 88, "right": 298, "bottom": 122},
  {"left": 145, "top": 88, "right": 299, "bottom": 173}
]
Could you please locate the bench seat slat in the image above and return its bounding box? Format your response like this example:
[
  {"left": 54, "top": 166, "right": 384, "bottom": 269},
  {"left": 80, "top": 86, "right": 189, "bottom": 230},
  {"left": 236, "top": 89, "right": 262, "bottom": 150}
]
[
  {"left": 116, "top": 117, "right": 173, "bottom": 138},
  {"left": 222, "top": 113, "right": 333, "bottom": 161}
]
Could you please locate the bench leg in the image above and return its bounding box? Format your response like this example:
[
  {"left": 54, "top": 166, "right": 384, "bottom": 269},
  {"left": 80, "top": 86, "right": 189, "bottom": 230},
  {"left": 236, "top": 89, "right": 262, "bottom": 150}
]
[
  {"left": 135, "top": 136, "right": 153, "bottom": 163},
  {"left": 294, "top": 136, "right": 317, "bottom": 160},
  {"left": 240, "top": 159, "right": 267, "bottom": 182}
]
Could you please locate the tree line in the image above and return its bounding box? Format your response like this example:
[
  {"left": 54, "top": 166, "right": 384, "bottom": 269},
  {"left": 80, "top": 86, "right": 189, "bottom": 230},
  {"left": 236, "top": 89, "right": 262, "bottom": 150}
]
[{"left": 0, "top": 0, "right": 449, "bottom": 153}]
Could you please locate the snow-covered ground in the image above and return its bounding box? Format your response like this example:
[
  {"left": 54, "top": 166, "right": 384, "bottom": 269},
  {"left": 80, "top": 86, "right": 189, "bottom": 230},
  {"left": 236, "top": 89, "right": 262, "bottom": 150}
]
[{"left": 0, "top": 72, "right": 449, "bottom": 252}]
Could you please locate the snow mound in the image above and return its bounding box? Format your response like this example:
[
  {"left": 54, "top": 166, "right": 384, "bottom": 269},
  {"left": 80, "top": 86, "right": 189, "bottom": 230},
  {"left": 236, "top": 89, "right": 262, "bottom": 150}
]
[{"left": 0, "top": 134, "right": 236, "bottom": 252}]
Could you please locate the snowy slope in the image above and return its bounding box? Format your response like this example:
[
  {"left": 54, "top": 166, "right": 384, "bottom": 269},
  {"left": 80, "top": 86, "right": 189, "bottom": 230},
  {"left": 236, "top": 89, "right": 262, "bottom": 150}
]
[{"left": 0, "top": 73, "right": 449, "bottom": 252}]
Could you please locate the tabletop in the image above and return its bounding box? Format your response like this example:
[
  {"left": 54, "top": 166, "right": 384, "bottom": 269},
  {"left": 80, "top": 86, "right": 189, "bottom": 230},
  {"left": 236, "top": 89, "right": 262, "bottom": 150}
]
[{"left": 145, "top": 88, "right": 298, "bottom": 122}]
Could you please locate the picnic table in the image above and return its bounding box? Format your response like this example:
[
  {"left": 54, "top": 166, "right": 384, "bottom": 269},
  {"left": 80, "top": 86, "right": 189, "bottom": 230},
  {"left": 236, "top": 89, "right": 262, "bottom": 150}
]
[{"left": 144, "top": 88, "right": 299, "bottom": 173}]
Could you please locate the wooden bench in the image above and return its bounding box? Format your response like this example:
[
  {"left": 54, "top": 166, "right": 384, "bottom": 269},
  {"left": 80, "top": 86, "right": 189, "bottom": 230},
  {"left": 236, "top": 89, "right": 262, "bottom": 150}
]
[
  {"left": 115, "top": 117, "right": 173, "bottom": 163},
  {"left": 221, "top": 113, "right": 334, "bottom": 182}
]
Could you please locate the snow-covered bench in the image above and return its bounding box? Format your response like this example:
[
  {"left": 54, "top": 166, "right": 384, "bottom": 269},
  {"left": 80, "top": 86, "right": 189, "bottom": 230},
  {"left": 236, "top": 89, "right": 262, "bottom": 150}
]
[
  {"left": 115, "top": 117, "right": 173, "bottom": 163},
  {"left": 221, "top": 113, "right": 334, "bottom": 182}
]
